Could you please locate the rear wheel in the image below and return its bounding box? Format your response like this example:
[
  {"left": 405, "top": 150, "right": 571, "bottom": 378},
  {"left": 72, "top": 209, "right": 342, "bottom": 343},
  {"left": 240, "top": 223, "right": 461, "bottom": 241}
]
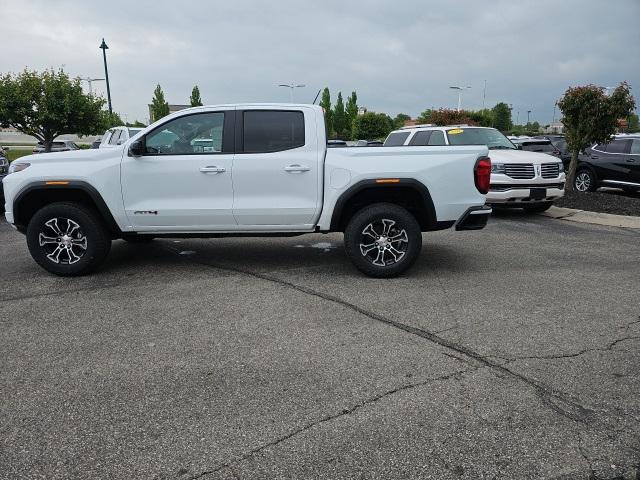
[
  {"left": 523, "top": 202, "right": 553, "bottom": 213},
  {"left": 26, "top": 202, "right": 111, "bottom": 276},
  {"left": 574, "top": 169, "right": 597, "bottom": 192},
  {"left": 344, "top": 203, "right": 422, "bottom": 278}
]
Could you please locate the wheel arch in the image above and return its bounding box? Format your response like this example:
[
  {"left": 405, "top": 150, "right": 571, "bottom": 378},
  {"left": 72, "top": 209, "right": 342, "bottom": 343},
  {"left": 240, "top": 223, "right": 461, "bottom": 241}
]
[
  {"left": 13, "top": 181, "right": 122, "bottom": 236},
  {"left": 329, "top": 179, "right": 440, "bottom": 232}
]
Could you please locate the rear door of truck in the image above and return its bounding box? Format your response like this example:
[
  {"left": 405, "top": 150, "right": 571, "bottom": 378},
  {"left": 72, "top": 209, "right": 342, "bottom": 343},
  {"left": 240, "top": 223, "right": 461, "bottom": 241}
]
[{"left": 231, "top": 106, "right": 324, "bottom": 227}]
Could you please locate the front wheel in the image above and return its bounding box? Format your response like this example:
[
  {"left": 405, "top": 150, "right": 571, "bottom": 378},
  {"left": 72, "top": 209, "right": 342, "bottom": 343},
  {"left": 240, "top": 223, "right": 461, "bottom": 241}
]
[
  {"left": 344, "top": 203, "right": 422, "bottom": 278},
  {"left": 26, "top": 202, "right": 111, "bottom": 276},
  {"left": 574, "top": 169, "right": 597, "bottom": 192}
]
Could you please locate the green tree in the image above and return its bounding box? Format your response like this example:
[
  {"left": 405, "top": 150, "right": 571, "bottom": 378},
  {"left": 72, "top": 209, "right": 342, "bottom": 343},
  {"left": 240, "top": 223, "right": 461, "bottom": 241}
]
[
  {"left": 332, "top": 92, "right": 346, "bottom": 139},
  {"left": 345, "top": 91, "right": 358, "bottom": 139},
  {"left": 319, "top": 87, "right": 332, "bottom": 135},
  {"left": 101, "top": 111, "right": 124, "bottom": 129},
  {"left": 0, "top": 69, "right": 106, "bottom": 152},
  {"left": 417, "top": 109, "right": 433, "bottom": 124},
  {"left": 558, "top": 82, "right": 635, "bottom": 191},
  {"left": 427, "top": 109, "right": 476, "bottom": 126},
  {"left": 190, "top": 85, "right": 203, "bottom": 107},
  {"left": 628, "top": 112, "right": 639, "bottom": 132},
  {"left": 468, "top": 109, "right": 494, "bottom": 127},
  {"left": 150, "top": 84, "right": 170, "bottom": 122},
  {"left": 127, "top": 120, "right": 147, "bottom": 128},
  {"left": 492, "top": 102, "right": 512, "bottom": 131},
  {"left": 393, "top": 113, "right": 411, "bottom": 129},
  {"left": 352, "top": 112, "right": 393, "bottom": 140}
]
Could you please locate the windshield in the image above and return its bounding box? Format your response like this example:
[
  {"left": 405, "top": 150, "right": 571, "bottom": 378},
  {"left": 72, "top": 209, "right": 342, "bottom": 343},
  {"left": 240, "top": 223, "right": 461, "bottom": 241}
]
[{"left": 446, "top": 128, "right": 516, "bottom": 150}]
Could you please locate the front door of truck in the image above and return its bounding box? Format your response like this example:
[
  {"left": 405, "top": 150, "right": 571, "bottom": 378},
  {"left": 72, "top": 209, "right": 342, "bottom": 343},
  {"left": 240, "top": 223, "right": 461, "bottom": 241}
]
[{"left": 121, "top": 110, "right": 236, "bottom": 231}]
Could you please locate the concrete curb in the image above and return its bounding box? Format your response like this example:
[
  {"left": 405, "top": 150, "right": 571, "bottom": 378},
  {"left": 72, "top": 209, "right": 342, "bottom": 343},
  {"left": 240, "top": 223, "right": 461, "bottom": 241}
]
[{"left": 542, "top": 206, "right": 640, "bottom": 229}]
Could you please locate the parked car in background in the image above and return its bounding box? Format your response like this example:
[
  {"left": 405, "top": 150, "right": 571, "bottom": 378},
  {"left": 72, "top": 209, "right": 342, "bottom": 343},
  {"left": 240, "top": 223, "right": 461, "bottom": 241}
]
[
  {"left": 355, "top": 139, "right": 383, "bottom": 147},
  {"left": 511, "top": 137, "right": 562, "bottom": 159},
  {"left": 32, "top": 140, "right": 79, "bottom": 154},
  {"left": 384, "top": 125, "right": 565, "bottom": 212},
  {"left": 90, "top": 138, "right": 103, "bottom": 149},
  {"left": 327, "top": 139, "right": 347, "bottom": 148},
  {"left": 0, "top": 146, "right": 8, "bottom": 199},
  {"left": 573, "top": 135, "right": 640, "bottom": 193},
  {"left": 99, "top": 126, "right": 144, "bottom": 149}
]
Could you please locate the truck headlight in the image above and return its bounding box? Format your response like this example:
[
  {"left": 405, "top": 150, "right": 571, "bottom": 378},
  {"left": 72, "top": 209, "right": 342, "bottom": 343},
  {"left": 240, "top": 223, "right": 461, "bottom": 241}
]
[
  {"left": 491, "top": 163, "right": 505, "bottom": 174},
  {"left": 8, "top": 162, "right": 30, "bottom": 174}
]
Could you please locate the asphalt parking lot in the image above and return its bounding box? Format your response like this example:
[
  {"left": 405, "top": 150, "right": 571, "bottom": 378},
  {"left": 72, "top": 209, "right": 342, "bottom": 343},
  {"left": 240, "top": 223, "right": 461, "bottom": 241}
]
[{"left": 1, "top": 213, "right": 639, "bottom": 480}]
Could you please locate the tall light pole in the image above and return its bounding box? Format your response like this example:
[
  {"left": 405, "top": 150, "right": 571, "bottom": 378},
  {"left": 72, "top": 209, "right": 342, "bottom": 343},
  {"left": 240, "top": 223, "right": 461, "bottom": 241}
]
[
  {"left": 482, "top": 80, "right": 487, "bottom": 109},
  {"left": 80, "top": 77, "right": 105, "bottom": 95},
  {"left": 278, "top": 83, "right": 305, "bottom": 102},
  {"left": 449, "top": 85, "right": 471, "bottom": 112},
  {"left": 99, "top": 38, "right": 112, "bottom": 114},
  {"left": 527, "top": 110, "right": 532, "bottom": 126}
]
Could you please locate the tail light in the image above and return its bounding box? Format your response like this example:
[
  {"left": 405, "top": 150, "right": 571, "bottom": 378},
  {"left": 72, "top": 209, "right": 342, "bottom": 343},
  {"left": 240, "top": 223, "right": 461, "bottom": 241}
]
[{"left": 474, "top": 156, "right": 491, "bottom": 194}]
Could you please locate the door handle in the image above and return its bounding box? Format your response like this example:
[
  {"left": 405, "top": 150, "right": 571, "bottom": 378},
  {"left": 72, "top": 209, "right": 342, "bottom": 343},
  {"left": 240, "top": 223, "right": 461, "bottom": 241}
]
[
  {"left": 591, "top": 155, "right": 599, "bottom": 159},
  {"left": 284, "top": 164, "right": 310, "bottom": 172},
  {"left": 626, "top": 159, "right": 635, "bottom": 163},
  {"left": 200, "top": 166, "right": 226, "bottom": 174}
]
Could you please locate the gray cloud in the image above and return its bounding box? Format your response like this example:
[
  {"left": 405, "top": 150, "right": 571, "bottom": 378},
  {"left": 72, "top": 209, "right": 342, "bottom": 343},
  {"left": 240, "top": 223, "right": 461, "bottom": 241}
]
[{"left": 2, "top": 0, "right": 639, "bottom": 124}]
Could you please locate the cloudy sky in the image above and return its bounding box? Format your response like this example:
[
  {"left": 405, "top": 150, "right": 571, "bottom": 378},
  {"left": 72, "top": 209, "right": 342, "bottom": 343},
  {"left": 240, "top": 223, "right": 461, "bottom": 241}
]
[{"left": 2, "top": 0, "right": 639, "bottom": 125}]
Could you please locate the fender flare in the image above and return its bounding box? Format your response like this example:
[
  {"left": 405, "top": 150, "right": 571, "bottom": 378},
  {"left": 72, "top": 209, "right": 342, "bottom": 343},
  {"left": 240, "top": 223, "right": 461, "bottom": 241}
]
[
  {"left": 13, "top": 181, "right": 122, "bottom": 235},
  {"left": 329, "top": 178, "right": 437, "bottom": 231}
]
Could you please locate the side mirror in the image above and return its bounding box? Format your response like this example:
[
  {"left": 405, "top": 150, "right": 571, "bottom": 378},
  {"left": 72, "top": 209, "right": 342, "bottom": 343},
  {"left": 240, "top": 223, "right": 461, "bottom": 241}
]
[{"left": 129, "top": 139, "right": 144, "bottom": 157}]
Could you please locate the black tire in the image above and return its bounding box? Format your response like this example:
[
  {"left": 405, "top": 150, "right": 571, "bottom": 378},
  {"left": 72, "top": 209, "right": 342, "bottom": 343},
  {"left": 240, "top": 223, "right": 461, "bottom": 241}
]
[
  {"left": 26, "top": 202, "right": 111, "bottom": 276},
  {"left": 523, "top": 202, "right": 553, "bottom": 213},
  {"left": 123, "top": 235, "right": 155, "bottom": 243},
  {"left": 344, "top": 203, "right": 422, "bottom": 278},
  {"left": 574, "top": 169, "right": 597, "bottom": 192}
]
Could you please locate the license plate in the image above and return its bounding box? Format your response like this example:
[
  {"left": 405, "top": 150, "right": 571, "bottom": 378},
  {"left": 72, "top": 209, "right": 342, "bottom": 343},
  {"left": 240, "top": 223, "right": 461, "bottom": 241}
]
[{"left": 530, "top": 188, "right": 546, "bottom": 200}]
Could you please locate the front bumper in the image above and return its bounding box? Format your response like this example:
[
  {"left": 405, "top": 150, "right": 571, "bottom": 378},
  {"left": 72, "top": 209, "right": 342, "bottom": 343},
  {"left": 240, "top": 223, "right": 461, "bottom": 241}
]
[
  {"left": 487, "top": 183, "right": 564, "bottom": 205},
  {"left": 455, "top": 205, "right": 492, "bottom": 231}
]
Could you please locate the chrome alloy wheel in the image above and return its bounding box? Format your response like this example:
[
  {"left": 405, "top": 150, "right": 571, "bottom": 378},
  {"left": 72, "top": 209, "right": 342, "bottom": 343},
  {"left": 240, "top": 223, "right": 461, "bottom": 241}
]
[
  {"left": 574, "top": 172, "right": 591, "bottom": 192},
  {"left": 38, "top": 218, "right": 88, "bottom": 264},
  {"left": 359, "top": 219, "right": 409, "bottom": 267}
]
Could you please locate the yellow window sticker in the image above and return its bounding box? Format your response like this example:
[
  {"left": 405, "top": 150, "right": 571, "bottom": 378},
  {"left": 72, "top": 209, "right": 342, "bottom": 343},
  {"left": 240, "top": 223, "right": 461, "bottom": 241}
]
[{"left": 448, "top": 129, "right": 464, "bottom": 135}]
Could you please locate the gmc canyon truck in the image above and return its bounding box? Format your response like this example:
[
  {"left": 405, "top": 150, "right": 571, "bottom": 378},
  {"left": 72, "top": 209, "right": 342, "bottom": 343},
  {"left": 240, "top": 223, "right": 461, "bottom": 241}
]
[{"left": 2, "top": 104, "right": 492, "bottom": 278}]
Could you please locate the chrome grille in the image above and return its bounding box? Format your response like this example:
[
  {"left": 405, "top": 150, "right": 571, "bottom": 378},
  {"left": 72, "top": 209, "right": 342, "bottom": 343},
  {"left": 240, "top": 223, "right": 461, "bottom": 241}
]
[
  {"left": 504, "top": 164, "right": 534, "bottom": 179},
  {"left": 541, "top": 163, "right": 560, "bottom": 179}
]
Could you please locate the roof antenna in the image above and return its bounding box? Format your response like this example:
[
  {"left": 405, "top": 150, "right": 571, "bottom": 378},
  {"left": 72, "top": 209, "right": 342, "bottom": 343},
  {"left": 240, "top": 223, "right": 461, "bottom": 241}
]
[{"left": 312, "top": 89, "right": 321, "bottom": 104}]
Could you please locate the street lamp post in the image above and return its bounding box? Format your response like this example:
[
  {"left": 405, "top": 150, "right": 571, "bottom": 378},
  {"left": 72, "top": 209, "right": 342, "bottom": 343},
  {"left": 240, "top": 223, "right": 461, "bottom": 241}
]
[
  {"left": 99, "top": 38, "right": 112, "bottom": 114},
  {"left": 278, "top": 83, "right": 306, "bottom": 102},
  {"left": 80, "top": 77, "right": 105, "bottom": 95},
  {"left": 527, "top": 110, "right": 532, "bottom": 126},
  {"left": 449, "top": 85, "right": 471, "bottom": 112}
]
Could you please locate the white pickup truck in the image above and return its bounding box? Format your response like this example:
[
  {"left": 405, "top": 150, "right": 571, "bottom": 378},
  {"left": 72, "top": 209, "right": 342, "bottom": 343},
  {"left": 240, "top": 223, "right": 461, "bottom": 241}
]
[{"left": 3, "top": 104, "right": 491, "bottom": 278}]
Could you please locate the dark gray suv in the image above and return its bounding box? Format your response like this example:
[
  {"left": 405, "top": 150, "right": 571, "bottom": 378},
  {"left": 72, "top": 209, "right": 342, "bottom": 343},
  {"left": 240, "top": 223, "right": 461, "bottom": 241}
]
[{"left": 574, "top": 136, "right": 640, "bottom": 192}]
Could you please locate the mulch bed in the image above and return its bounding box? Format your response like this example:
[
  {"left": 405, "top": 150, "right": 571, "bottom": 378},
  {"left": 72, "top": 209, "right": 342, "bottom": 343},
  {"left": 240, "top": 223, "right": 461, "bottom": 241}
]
[{"left": 555, "top": 189, "right": 640, "bottom": 216}]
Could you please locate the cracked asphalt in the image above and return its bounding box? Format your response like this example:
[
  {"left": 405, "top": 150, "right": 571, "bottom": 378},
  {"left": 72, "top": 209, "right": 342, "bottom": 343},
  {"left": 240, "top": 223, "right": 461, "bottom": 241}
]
[{"left": 1, "top": 211, "right": 639, "bottom": 479}]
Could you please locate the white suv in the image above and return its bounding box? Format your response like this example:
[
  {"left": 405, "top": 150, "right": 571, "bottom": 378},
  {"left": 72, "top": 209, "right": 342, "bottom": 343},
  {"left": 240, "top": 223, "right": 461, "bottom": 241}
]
[
  {"left": 384, "top": 125, "right": 565, "bottom": 212},
  {"left": 99, "top": 126, "right": 144, "bottom": 148}
]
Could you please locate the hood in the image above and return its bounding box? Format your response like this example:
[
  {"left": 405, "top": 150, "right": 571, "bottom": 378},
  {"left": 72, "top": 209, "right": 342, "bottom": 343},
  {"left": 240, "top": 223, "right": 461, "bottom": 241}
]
[
  {"left": 14, "top": 146, "right": 125, "bottom": 165},
  {"left": 488, "top": 149, "right": 559, "bottom": 164}
]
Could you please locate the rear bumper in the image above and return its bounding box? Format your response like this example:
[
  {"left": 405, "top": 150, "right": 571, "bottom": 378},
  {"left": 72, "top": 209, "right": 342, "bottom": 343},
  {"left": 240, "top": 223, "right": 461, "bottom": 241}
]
[{"left": 455, "top": 205, "right": 492, "bottom": 231}]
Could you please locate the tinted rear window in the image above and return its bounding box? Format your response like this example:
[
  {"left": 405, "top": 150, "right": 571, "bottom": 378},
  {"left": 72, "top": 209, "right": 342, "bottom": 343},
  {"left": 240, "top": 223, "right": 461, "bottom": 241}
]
[
  {"left": 606, "top": 139, "right": 630, "bottom": 154},
  {"left": 384, "top": 132, "right": 410, "bottom": 146},
  {"left": 408, "top": 131, "right": 432, "bottom": 146},
  {"left": 243, "top": 110, "right": 305, "bottom": 153},
  {"left": 522, "top": 141, "right": 555, "bottom": 152}
]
